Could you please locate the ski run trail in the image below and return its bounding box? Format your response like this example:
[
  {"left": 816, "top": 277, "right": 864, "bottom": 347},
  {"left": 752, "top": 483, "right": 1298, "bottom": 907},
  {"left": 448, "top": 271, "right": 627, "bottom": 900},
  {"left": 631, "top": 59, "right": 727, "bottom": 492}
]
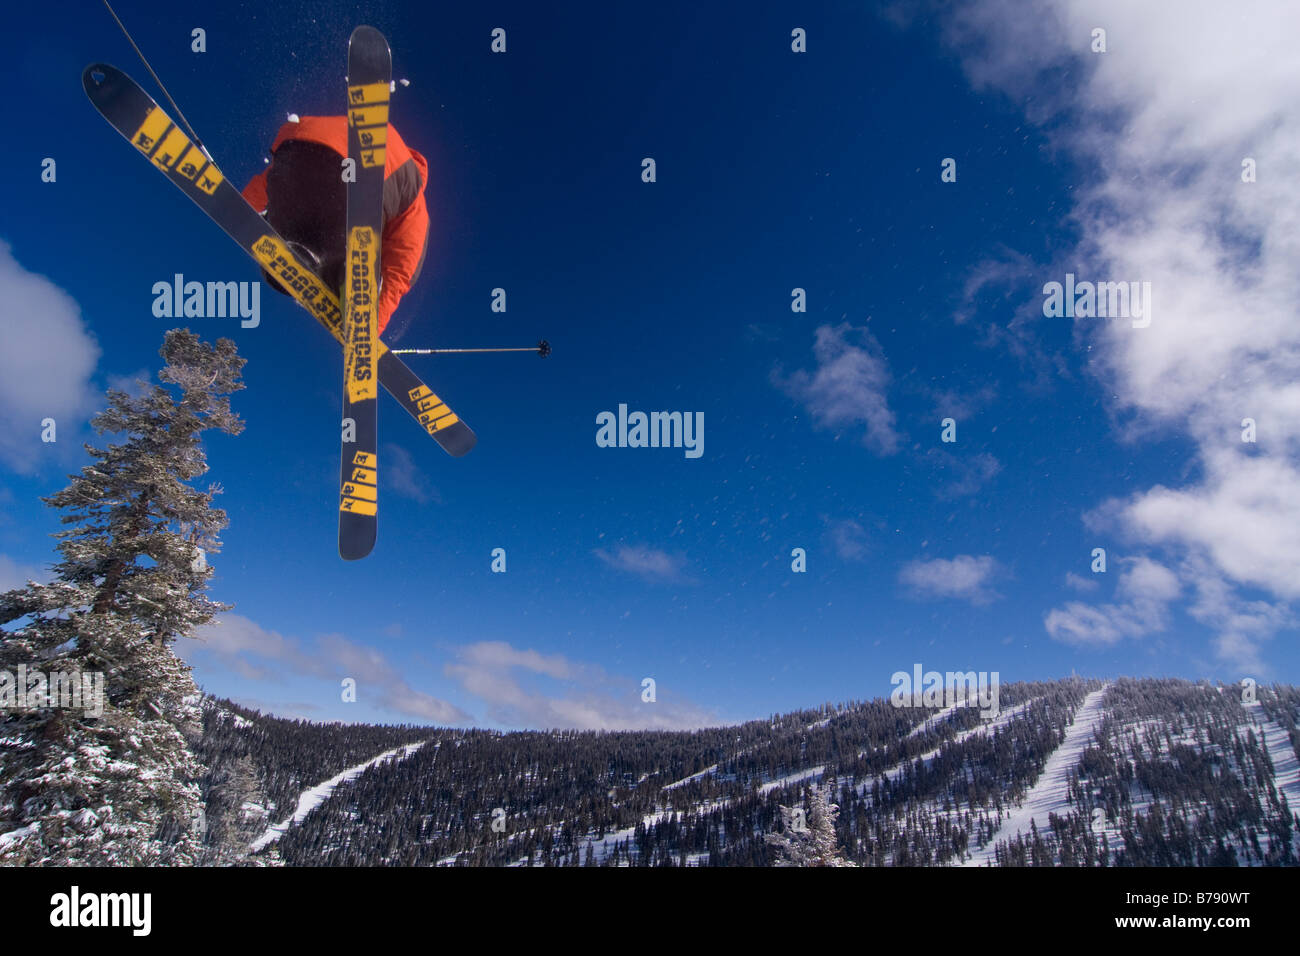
[
  {"left": 249, "top": 741, "right": 428, "bottom": 852},
  {"left": 663, "top": 703, "right": 973, "bottom": 796},
  {"left": 960, "top": 686, "right": 1110, "bottom": 867},
  {"left": 905, "top": 698, "right": 972, "bottom": 740},
  {"left": 1244, "top": 699, "right": 1300, "bottom": 811},
  {"left": 562, "top": 701, "right": 1041, "bottom": 866},
  {"left": 859, "top": 696, "right": 1042, "bottom": 797}
]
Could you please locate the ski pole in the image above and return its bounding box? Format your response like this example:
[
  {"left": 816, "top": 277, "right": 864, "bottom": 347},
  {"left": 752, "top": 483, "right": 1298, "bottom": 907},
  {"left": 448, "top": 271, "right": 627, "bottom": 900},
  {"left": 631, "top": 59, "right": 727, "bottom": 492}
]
[
  {"left": 102, "top": 0, "right": 213, "bottom": 162},
  {"left": 392, "top": 340, "right": 551, "bottom": 357}
]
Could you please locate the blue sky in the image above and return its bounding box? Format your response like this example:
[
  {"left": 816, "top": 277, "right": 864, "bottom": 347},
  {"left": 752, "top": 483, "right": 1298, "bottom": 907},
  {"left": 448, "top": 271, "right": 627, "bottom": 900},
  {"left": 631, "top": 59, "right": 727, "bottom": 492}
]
[{"left": 1, "top": 0, "right": 1296, "bottom": 729}]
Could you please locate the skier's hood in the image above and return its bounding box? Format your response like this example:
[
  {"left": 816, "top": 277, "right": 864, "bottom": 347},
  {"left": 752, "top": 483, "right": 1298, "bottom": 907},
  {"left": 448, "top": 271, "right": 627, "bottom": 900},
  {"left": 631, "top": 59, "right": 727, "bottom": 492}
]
[{"left": 269, "top": 115, "right": 428, "bottom": 188}]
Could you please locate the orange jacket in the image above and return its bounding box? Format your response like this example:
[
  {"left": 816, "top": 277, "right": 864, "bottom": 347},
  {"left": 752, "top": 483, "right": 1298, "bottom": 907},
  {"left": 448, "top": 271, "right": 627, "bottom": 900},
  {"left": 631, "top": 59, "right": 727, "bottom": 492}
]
[{"left": 243, "top": 116, "right": 429, "bottom": 336}]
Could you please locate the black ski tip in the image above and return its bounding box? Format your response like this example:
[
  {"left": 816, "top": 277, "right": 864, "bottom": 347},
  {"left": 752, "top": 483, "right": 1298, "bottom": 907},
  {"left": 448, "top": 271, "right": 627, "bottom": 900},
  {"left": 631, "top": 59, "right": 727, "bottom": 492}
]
[
  {"left": 82, "top": 63, "right": 117, "bottom": 97},
  {"left": 350, "top": 24, "right": 389, "bottom": 45},
  {"left": 348, "top": 26, "right": 391, "bottom": 89},
  {"left": 349, "top": 25, "right": 391, "bottom": 60},
  {"left": 339, "top": 528, "right": 377, "bottom": 561},
  {"left": 442, "top": 422, "right": 477, "bottom": 458}
]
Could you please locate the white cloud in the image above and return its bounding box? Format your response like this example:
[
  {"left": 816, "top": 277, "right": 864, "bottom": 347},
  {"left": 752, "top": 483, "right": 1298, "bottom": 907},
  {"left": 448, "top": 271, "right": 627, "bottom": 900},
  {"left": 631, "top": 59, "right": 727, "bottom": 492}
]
[
  {"left": 382, "top": 442, "right": 440, "bottom": 504},
  {"left": 0, "top": 241, "right": 101, "bottom": 471},
  {"left": 182, "top": 613, "right": 470, "bottom": 723},
  {"left": 1183, "top": 558, "right": 1291, "bottom": 675},
  {"left": 773, "top": 322, "right": 899, "bottom": 454},
  {"left": 315, "top": 632, "right": 465, "bottom": 723},
  {"left": 444, "top": 640, "right": 716, "bottom": 731},
  {"left": 0, "top": 553, "right": 44, "bottom": 592},
  {"left": 184, "top": 619, "right": 719, "bottom": 730},
  {"left": 928, "top": 449, "right": 1001, "bottom": 499},
  {"left": 1045, "top": 557, "right": 1180, "bottom": 647},
  {"left": 951, "top": 248, "right": 1067, "bottom": 385},
  {"left": 899, "top": 554, "right": 1001, "bottom": 604},
  {"left": 106, "top": 369, "right": 151, "bottom": 399},
  {"left": 1043, "top": 602, "right": 1125, "bottom": 647},
  {"left": 924, "top": 0, "right": 1300, "bottom": 665},
  {"left": 1120, "top": 451, "right": 1300, "bottom": 601},
  {"left": 928, "top": 383, "right": 998, "bottom": 421},
  {"left": 594, "top": 545, "right": 690, "bottom": 583},
  {"left": 825, "top": 518, "right": 869, "bottom": 562},
  {"left": 1118, "top": 555, "right": 1182, "bottom": 606}
]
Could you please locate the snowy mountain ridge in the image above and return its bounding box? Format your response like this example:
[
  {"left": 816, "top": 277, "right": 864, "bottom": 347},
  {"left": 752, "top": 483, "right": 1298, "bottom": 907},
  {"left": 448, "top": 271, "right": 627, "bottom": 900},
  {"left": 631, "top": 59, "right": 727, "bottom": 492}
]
[{"left": 195, "top": 678, "right": 1300, "bottom": 867}]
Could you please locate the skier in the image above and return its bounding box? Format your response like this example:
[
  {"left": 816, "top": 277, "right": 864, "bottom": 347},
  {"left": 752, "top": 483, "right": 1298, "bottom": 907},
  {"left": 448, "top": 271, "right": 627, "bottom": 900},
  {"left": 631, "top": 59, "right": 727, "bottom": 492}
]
[{"left": 242, "top": 115, "right": 430, "bottom": 339}]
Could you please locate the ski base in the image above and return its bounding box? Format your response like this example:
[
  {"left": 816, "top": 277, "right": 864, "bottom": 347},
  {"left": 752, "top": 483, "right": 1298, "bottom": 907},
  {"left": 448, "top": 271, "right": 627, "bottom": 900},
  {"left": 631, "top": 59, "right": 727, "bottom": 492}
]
[
  {"left": 338, "top": 25, "right": 390, "bottom": 560},
  {"left": 83, "top": 62, "right": 477, "bottom": 460}
]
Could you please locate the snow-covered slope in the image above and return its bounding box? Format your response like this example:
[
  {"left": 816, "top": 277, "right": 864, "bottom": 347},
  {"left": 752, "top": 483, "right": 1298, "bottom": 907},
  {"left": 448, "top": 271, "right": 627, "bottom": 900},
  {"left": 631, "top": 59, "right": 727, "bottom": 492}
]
[
  {"left": 206, "top": 679, "right": 1300, "bottom": 867},
  {"left": 249, "top": 741, "right": 428, "bottom": 852},
  {"left": 961, "top": 687, "right": 1109, "bottom": 866},
  {"left": 1245, "top": 700, "right": 1300, "bottom": 810}
]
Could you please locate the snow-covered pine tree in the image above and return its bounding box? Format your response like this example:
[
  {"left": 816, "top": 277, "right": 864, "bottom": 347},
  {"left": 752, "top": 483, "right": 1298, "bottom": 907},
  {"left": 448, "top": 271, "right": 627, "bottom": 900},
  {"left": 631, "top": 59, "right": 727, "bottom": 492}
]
[
  {"left": 0, "top": 329, "right": 244, "bottom": 866},
  {"left": 765, "top": 781, "right": 856, "bottom": 867}
]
